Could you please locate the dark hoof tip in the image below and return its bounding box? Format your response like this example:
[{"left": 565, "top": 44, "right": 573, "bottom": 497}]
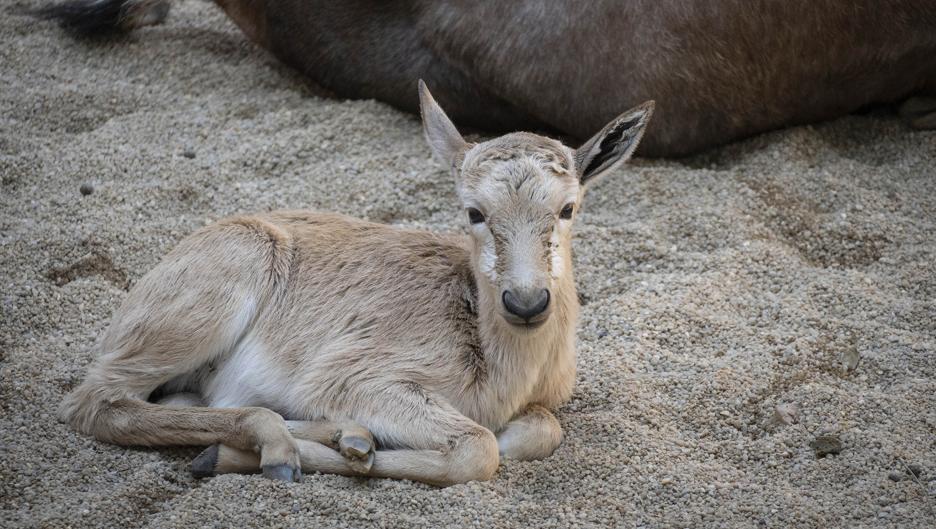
[
  {"left": 262, "top": 464, "right": 302, "bottom": 482},
  {"left": 191, "top": 444, "right": 219, "bottom": 478}
]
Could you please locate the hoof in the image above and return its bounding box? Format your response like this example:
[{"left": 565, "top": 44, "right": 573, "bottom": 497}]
[
  {"left": 339, "top": 434, "right": 375, "bottom": 474},
  {"left": 262, "top": 463, "right": 302, "bottom": 482},
  {"left": 340, "top": 435, "right": 372, "bottom": 458},
  {"left": 191, "top": 444, "right": 219, "bottom": 478},
  {"left": 348, "top": 451, "right": 375, "bottom": 474}
]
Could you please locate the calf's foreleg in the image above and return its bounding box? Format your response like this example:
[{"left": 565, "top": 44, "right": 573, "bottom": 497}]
[{"left": 496, "top": 404, "right": 563, "bottom": 460}]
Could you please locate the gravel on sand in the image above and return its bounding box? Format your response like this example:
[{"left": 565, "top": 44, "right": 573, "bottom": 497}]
[{"left": 2, "top": 2, "right": 934, "bottom": 527}]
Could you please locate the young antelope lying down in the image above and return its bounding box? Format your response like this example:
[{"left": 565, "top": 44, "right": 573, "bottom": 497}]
[{"left": 59, "top": 81, "right": 653, "bottom": 486}]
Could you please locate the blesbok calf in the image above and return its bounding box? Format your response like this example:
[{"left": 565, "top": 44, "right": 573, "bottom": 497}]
[
  {"left": 40, "top": 0, "right": 936, "bottom": 156},
  {"left": 59, "top": 81, "right": 654, "bottom": 485}
]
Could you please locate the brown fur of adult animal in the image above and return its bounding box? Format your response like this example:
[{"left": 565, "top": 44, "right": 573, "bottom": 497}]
[
  {"left": 39, "top": 0, "right": 936, "bottom": 156},
  {"left": 57, "top": 81, "right": 655, "bottom": 485}
]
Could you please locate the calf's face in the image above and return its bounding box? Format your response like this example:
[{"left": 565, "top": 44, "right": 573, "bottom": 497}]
[
  {"left": 458, "top": 134, "right": 578, "bottom": 327},
  {"left": 418, "top": 81, "right": 654, "bottom": 329}
]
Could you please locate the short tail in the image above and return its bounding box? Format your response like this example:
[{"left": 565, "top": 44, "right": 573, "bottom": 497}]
[{"left": 37, "top": 0, "right": 171, "bottom": 36}]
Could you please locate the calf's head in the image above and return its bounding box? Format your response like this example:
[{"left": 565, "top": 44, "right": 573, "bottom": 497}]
[{"left": 418, "top": 81, "right": 653, "bottom": 329}]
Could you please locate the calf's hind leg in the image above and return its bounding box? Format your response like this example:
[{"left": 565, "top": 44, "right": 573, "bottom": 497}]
[
  {"left": 92, "top": 398, "right": 302, "bottom": 481},
  {"left": 156, "top": 393, "right": 377, "bottom": 475},
  {"left": 63, "top": 356, "right": 302, "bottom": 481}
]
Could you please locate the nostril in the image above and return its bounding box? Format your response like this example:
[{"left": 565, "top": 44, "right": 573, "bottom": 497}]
[
  {"left": 503, "top": 290, "right": 520, "bottom": 316},
  {"left": 534, "top": 289, "right": 550, "bottom": 314}
]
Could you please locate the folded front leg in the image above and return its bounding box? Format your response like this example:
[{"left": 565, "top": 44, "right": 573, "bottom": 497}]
[
  {"left": 286, "top": 419, "right": 375, "bottom": 473},
  {"left": 496, "top": 404, "right": 563, "bottom": 461}
]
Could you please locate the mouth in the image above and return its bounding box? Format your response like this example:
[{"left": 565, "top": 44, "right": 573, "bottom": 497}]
[{"left": 501, "top": 312, "right": 550, "bottom": 329}]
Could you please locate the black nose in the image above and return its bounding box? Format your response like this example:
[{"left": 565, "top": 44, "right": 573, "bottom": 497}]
[{"left": 502, "top": 289, "right": 551, "bottom": 320}]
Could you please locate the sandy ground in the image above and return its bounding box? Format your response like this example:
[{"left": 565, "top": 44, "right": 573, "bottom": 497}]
[{"left": 2, "top": 2, "right": 935, "bottom": 528}]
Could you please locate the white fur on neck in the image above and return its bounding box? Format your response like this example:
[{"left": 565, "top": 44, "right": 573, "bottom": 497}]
[{"left": 461, "top": 239, "right": 578, "bottom": 431}]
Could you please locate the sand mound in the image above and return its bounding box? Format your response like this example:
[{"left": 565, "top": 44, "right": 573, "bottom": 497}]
[{"left": 2, "top": 2, "right": 934, "bottom": 527}]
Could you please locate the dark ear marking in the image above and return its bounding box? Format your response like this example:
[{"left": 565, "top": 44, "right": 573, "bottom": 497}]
[
  {"left": 575, "top": 101, "right": 654, "bottom": 184},
  {"left": 583, "top": 118, "right": 640, "bottom": 177}
]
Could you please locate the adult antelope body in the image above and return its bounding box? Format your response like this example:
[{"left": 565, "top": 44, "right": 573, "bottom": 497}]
[
  {"left": 59, "top": 81, "right": 654, "bottom": 485},
  {"left": 41, "top": 0, "right": 936, "bottom": 156}
]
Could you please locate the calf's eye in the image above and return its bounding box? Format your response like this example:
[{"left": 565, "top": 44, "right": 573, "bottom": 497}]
[
  {"left": 467, "top": 208, "right": 485, "bottom": 224},
  {"left": 559, "top": 203, "right": 575, "bottom": 219}
]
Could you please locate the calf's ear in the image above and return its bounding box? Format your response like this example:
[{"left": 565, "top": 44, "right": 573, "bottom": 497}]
[
  {"left": 418, "top": 80, "right": 469, "bottom": 169},
  {"left": 575, "top": 101, "right": 654, "bottom": 184}
]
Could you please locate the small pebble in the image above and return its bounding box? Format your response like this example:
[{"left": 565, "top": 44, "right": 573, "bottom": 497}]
[
  {"left": 887, "top": 472, "right": 903, "bottom": 482},
  {"left": 182, "top": 149, "right": 196, "bottom": 159},
  {"left": 810, "top": 434, "right": 843, "bottom": 458},
  {"left": 79, "top": 183, "right": 93, "bottom": 196},
  {"left": 773, "top": 403, "right": 799, "bottom": 426}
]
